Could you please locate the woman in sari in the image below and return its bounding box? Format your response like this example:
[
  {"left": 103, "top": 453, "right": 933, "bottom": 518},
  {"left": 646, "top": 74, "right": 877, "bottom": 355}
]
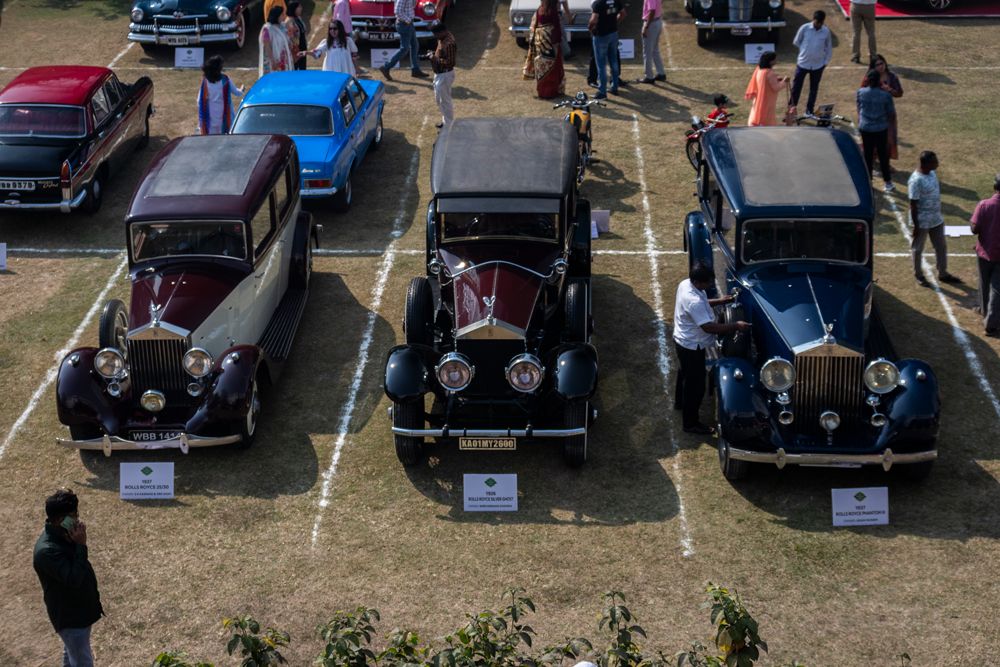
[
  {"left": 744, "top": 51, "right": 788, "bottom": 127},
  {"left": 865, "top": 54, "right": 903, "bottom": 164},
  {"left": 259, "top": 6, "right": 293, "bottom": 78},
  {"left": 522, "top": 0, "right": 565, "bottom": 100}
]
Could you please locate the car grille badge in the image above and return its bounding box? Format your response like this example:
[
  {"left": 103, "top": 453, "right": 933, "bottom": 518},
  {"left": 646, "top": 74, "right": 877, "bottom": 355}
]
[{"left": 150, "top": 303, "right": 163, "bottom": 327}]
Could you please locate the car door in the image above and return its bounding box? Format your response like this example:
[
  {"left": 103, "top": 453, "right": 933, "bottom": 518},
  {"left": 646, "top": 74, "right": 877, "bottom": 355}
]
[
  {"left": 248, "top": 192, "right": 284, "bottom": 340},
  {"left": 346, "top": 78, "right": 372, "bottom": 157},
  {"left": 96, "top": 79, "right": 129, "bottom": 172},
  {"left": 336, "top": 88, "right": 359, "bottom": 187}
]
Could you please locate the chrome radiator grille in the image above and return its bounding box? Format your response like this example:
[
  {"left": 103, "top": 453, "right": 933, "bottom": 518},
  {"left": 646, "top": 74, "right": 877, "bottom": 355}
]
[
  {"left": 127, "top": 338, "right": 188, "bottom": 394},
  {"left": 793, "top": 354, "right": 864, "bottom": 429},
  {"left": 728, "top": 0, "right": 753, "bottom": 21}
]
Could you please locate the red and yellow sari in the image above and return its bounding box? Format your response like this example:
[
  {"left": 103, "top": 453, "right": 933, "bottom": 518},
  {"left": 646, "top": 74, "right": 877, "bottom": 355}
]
[{"left": 522, "top": 8, "right": 564, "bottom": 100}]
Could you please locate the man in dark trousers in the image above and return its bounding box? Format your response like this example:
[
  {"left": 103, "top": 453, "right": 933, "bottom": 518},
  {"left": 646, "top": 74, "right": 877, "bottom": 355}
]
[
  {"left": 673, "top": 262, "right": 750, "bottom": 434},
  {"left": 33, "top": 489, "right": 104, "bottom": 667}
]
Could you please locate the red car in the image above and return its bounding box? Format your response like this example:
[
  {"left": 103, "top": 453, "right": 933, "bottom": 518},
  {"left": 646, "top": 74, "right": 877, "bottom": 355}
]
[
  {"left": 350, "top": 0, "right": 455, "bottom": 43},
  {"left": 0, "top": 66, "right": 154, "bottom": 214}
]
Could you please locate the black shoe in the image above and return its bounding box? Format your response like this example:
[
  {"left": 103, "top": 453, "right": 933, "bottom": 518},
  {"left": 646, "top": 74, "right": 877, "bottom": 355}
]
[
  {"left": 916, "top": 274, "right": 930, "bottom": 287},
  {"left": 850, "top": 55, "right": 861, "bottom": 64},
  {"left": 939, "top": 273, "right": 963, "bottom": 284},
  {"left": 986, "top": 328, "right": 999, "bottom": 338},
  {"left": 618, "top": 80, "right": 629, "bottom": 87},
  {"left": 411, "top": 69, "right": 429, "bottom": 78},
  {"left": 637, "top": 77, "right": 656, "bottom": 84},
  {"left": 609, "top": 88, "right": 620, "bottom": 95},
  {"left": 435, "top": 122, "right": 444, "bottom": 129},
  {"left": 379, "top": 65, "right": 393, "bottom": 81},
  {"left": 587, "top": 80, "right": 598, "bottom": 89},
  {"left": 683, "top": 423, "right": 715, "bottom": 435},
  {"left": 654, "top": 74, "right": 666, "bottom": 81},
  {"left": 594, "top": 92, "right": 607, "bottom": 100}
]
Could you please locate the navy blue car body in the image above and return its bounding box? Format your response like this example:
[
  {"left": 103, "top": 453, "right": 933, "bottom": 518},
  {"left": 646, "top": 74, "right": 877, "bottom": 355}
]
[
  {"left": 685, "top": 126, "right": 939, "bottom": 480},
  {"left": 232, "top": 71, "right": 385, "bottom": 212}
]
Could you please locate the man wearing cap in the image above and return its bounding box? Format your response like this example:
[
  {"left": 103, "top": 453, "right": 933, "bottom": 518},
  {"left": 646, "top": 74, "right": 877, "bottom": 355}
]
[
  {"left": 33, "top": 489, "right": 104, "bottom": 667},
  {"left": 426, "top": 22, "right": 457, "bottom": 129},
  {"left": 971, "top": 174, "right": 1000, "bottom": 336}
]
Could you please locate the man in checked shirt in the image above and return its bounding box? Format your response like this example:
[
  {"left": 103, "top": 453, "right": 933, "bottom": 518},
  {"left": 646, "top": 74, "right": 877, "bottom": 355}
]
[
  {"left": 380, "top": 0, "right": 429, "bottom": 79},
  {"left": 426, "top": 22, "right": 456, "bottom": 129}
]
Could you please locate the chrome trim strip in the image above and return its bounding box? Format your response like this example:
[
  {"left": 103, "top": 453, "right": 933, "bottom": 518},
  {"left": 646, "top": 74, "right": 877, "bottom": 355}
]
[
  {"left": 694, "top": 20, "right": 786, "bottom": 28},
  {"left": 392, "top": 426, "right": 586, "bottom": 438},
  {"left": 57, "top": 433, "right": 241, "bottom": 456},
  {"left": 0, "top": 187, "right": 87, "bottom": 212},
  {"left": 128, "top": 32, "right": 238, "bottom": 44},
  {"left": 728, "top": 446, "right": 936, "bottom": 471}
]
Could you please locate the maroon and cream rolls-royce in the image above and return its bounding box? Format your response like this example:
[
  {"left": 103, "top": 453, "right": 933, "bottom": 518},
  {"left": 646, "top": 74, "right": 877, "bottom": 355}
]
[
  {"left": 0, "top": 66, "right": 154, "bottom": 214},
  {"left": 55, "top": 134, "right": 319, "bottom": 455},
  {"left": 383, "top": 118, "right": 599, "bottom": 467}
]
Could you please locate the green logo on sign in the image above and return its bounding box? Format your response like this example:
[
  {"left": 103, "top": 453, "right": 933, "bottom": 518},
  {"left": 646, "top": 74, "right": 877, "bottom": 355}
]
[
  {"left": 854, "top": 491, "right": 866, "bottom": 502},
  {"left": 141, "top": 466, "right": 154, "bottom": 476},
  {"left": 484, "top": 477, "right": 497, "bottom": 488}
]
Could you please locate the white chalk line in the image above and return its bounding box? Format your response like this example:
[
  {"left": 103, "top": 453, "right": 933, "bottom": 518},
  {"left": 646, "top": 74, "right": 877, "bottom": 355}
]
[
  {"left": 308, "top": 3, "right": 333, "bottom": 46},
  {"left": 631, "top": 113, "right": 694, "bottom": 558},
  {"left": 107, "top": 42, "right": 135, "bottom": 69},
  {"left": 2, "top": 0, "right": 18, "bottom": 12},
  {"left": 661, "top": 15, "right": 675, "bottom": 71},
  {"left": 0, "top": 254, "right": 128, "bottom": 461},
  {"left": 883, "top": 195, "right": 1000, "bottom": 421},
  {"left": 310, "top": 115, "right": 429, "bottom": 547},
  {"left": 477, "top": 0, "right": 502, "bottom": 65}
]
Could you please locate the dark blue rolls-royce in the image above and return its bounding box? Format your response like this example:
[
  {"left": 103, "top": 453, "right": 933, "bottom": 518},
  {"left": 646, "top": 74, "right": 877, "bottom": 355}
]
[{"left": 684, "top": 126, "right": 939, "bottom": 481}]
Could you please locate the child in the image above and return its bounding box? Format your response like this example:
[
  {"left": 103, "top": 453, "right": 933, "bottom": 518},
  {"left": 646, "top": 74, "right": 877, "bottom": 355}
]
[
  {"left": 707, "top": 93, "right": 731, "bottom": 128},
  {"left": 197, "top": 55, "right": 243, "bottom": 135}
]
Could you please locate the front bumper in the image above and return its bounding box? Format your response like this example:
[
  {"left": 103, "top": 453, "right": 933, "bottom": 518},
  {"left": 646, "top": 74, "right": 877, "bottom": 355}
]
[
  {"left": 0, "top": 187, "right": 87, "bottom": 213},
  {"left": 57, "top": 432, "right": 241, "bottom": 456},
  {"left": 694, "top": 18, "right": 785, "bottom": 29},
  {"left": 128, "top": 21, "right": 240, "bottom": 45},
  {"left": 392, "top": 425, "right": 586, "bottom": 438},
  {"left": 729, "top": 445, "right": 937, "bottom": 471}
]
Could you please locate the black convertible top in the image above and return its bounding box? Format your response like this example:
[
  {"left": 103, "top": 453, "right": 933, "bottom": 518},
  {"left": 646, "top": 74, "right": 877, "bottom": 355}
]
[{"left": 431, "top": 117, "right": 578, "bottom": 198}]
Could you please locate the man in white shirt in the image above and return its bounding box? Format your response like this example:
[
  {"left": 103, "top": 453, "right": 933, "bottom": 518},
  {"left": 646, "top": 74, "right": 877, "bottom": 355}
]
[
  {"left": 850, "top": 0, "right": 877, "bottom": 65},
  {"left": 673, "top": 262, "right": 750, "bottom": 434},
  {"left": 789, "top": 11, "right": 832, "bottom": 116}
]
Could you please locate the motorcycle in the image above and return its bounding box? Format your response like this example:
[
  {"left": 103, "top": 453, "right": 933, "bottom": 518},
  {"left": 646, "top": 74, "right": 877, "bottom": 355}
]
[{"left": 554, "top": 91, "right": 605, "bottom": 184}]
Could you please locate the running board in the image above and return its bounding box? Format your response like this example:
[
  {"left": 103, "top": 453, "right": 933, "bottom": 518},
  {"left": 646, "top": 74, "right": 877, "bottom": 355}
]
[{"left": 258, "top": 288, "right": 308, "bottom": 362}]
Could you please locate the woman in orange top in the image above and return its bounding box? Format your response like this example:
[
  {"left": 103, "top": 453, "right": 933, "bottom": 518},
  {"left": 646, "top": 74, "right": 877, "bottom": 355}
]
[{"left": 744, "top": 51, "right": 788, "bottom": 127}]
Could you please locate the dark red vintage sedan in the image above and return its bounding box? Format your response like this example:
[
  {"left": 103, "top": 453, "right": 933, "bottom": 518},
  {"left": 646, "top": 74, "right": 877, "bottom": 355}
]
[
  {"left": 56, "top": 134, "right": 318, "bottom": 456},
  {"left": 350, "top": 0, "right": 454, "bottom": 43},
  {"left": 383, "top": 118, "right": 598, "bottom": 467},
  {"left": 0, "top": 66, "right": 154, "bottom": 214}
]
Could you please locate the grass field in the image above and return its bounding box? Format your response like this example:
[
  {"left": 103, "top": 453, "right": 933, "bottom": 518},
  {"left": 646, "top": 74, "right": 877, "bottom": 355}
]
[{"left": 1, "top": 0, "right": 1000, "bottom": 664}]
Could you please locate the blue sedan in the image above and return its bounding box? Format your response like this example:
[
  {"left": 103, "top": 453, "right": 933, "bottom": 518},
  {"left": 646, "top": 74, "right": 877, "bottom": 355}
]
[{"left": 231, "top": 71, "right": 384, "bottom": 212}]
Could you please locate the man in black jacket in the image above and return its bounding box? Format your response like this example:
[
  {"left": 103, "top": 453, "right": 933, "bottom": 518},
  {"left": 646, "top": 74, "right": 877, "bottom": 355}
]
[{"left": 33, "top": 489, "right": 103, "bottom": 667}]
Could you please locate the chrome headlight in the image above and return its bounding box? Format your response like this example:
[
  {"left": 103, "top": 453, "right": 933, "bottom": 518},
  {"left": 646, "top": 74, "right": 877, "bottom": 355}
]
[
  {"left": 140, "top": 389, "right": 166, "bottom": 413},
  {"left": 94, "top": 348, "right": 126, "bottom": 379},
  {"left": 131, "top": 7, "right": 144, "bottom": 22},
  {"left": 435, "top": 353, "right": 474, "bottom": 392},
  {"left": 513, "top": 12, "right": 528, "bottom": 25},
  {"left": 819, "top": 410, "right": 841, "bottom": 432},
  {"left": 768, "top": 0, "right": 781, "bottom": 7},
  {"left": 421, "top": 2, "right": 436, "bottom": 17},
  {"left": 216, "top": 6, "right": 232, "bottom": 21},
  {"left": 699, "top": 0, "right": 713, "bottom": 9},
  {"left": 760, "top": 357, "right": 795, "bottom": 392},
  {"left": 506, "top": 354, "right": 544, "bottom": 393},
  {"left": 183, "top": 348, "right": 214, "bottom": 378},
  {"left": 864, "top": 359, "right": 899, "bottom": 395}
]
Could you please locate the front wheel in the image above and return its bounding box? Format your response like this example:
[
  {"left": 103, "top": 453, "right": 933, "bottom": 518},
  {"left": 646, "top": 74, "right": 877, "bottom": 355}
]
[
  {"left": 233, "top": 375, "right": 261, "bottom": 450},
  {"left": 229, "top": 12, "right": 247, "bottom": 50},
  {"left": 562, "top": 402, "right": 589, "bottom": 467},
  {"left": 404, "top": 277, "right": 434, "bottom": 346},
  {"left": 564, "top": 280, "right": 588, "bottom": 342},
  {"left": 137, "top": 108, "right": 151, "bottom": 149},
  {"left": 393, "top": 400, "right": 424, "bottom": 466},
  {"left": 685, "top": 136, "right": 701, "bottom": 170},
  {"left": 370, "top": 113, "right": 384, "bottom": 151},
  {"left": 98, "top": 299, "right": 129, "bottom": 354}
]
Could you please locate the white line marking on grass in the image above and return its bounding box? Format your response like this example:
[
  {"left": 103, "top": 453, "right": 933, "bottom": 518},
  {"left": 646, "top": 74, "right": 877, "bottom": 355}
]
[
  {"left": 0, "top": 254, "right": 128, "bottom": 461},
  {"left": 2, "top": 0, "right": 18, "bottom": 12},
  {"left": 662, "top": 16, "right": 675, "bottom": 70},
  {"left": 631, "top": 113, "right": 694, "bottom": 558},
  {"left": 311, "top": 116, "right": 429, "bottom": 547},
  {"left": 9, "top": 247, "right": 122, "bottom": 255},
  {"left": 884, "top": 196, "right": 1000, "bottom": 421},
  {"left": 107, "top": 42, "right": 135, "bottom": 68},
  {"left": 308, "top": 2, "right": 333, "bottom": 44},
  {"left": 477, "top": 0, "right": 502, "bottom": 65}
]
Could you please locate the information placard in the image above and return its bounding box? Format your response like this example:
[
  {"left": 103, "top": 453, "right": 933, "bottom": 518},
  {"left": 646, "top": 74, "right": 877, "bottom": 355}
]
[
  {"left": 174, "top": 47, "right": 205, "bottom": 69},
  {"left": 371, "top": 48, "right": 401, "bottom": 69},
  {"left": 617, "top": 39, "right": 635, "bottom": 60},
  {"left": 744, "top": 43, "right": 774, "bottom": 65},
  {"left": 120, "top": 462, "right": 175, "bottom": 500},
  {"left": 832, "top": 487, "right": 888, "bottom": 526},
  {"left": 464, "top": 474, "right": 517, "bottom": 512},
  {"left": 0, "top": 242, "right": 6, "bottom": 271}
]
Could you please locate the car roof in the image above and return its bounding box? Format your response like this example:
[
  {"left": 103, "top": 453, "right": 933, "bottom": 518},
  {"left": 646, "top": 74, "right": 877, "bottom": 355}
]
[
  {"left": 0, "top": 66, "right": 111, "bottom": 107},
  {"left": 703, "top": 127, "right": 875, "bottom": 220},
  {"left": 432, "top": 117, "right": 577, "bottom": 199},
  {"left": 241, "top": 70, "right": 350, "bottom": 108},
  {"left": 126, "top": 134, "right": 294, "bottom": 222}
]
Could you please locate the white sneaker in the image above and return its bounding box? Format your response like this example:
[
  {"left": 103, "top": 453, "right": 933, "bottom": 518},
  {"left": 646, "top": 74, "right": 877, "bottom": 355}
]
[{"left": 883, "top": 181, "right": 895, "bottom": 192}]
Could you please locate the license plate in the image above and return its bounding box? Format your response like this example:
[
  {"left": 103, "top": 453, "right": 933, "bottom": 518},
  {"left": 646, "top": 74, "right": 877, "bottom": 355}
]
[
  {"left": 370, "top": 32, "right": 398, "bottom": 41},
  {"left": 731, "top": 26, "right": 752, "bottom": 36},
  {"left": 129, "top": 430, "right": 182, "bottom": 442},
  {"left": 165, "top": 36, "right": 189, "bottom": 45},
  {"left": 0, "top": 180, "right": 35, "bottom": 191},
  {"left": 459, "top": 437, "right": 516, "bottom": 451}
]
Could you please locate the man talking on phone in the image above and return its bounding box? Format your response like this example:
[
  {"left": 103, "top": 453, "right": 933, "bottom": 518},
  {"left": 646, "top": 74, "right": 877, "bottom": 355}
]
[{"left": 33, "top": 489, "right": 104, "bottom": 667}]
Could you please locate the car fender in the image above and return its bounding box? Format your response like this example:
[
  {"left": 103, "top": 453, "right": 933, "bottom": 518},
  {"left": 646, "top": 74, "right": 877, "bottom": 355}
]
[
  {"left": 714, "top": 357, "right": 768, "bottom": 443},
  {"left": 879, "top": 359, "right": 941, "bottom": 445},
  {"left": 550, "top": 343, "right": 598, "bottom": 401},
  {"left": 684, "top": 210, "right": 713, "bottom": 273},
  {"left": 384, "top": 345, "right": 431, "bottom": 403},
  {"left": 55, "top": 347, "right": 122, "bottom": 435},
  {"left": 185, "top": 344, "right": 262, "bottom": 434}
]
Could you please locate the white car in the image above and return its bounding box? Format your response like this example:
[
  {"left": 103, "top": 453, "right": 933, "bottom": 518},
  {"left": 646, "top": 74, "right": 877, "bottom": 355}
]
[{"left": 509, "top": 0, "right": 594, "bottom": 46}]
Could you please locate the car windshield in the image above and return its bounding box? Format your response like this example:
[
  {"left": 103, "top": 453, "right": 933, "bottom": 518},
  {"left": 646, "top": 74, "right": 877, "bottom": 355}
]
[
  {"left": 131, "top": 220, "right": 248, "bottom": 262},
  {"left": 441, "top": 212, "right": 558, "bottom": 242},
  {"left": 0, "top": 105, "right": 86, "bottom": 137},
  {"left": 231, "top": 104, "right": 333, "bottom": 136},
  {"left": 741, "top": 219, "right": 868, "bottom": 264}
]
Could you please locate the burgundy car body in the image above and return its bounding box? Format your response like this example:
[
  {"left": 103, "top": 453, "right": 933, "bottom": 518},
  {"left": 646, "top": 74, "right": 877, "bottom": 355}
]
[
  {"left": 0, "top": 66, "right": 154, "bottom": 213},
  {"left": 55, "top": 134, "right": 318, "bottom": 455},
  {"left": 350, "top": 0, "right": 453, "bottom": 43}
]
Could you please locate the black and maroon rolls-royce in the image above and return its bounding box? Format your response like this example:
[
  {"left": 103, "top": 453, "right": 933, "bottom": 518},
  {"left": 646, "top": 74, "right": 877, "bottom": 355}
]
[
  {"left": 56, "top": 134, "right": 319, "bottom": 456},
  {"left": 383, "top": 118, "right": 598, "bottom": 467},
  {"left": 0, "top": 66, "right": 153, "bottom": 214}
]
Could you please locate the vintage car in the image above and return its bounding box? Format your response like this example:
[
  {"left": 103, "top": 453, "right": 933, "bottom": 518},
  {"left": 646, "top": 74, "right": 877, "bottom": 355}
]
[
  {"left": 383, "top": 117, "right": 598, "bottom": 467},
  {"left": 509, "top": 0, "right": 592, "bottom": 46},
  {"left": 0, "top": 66, "right": 153, "bottom": 214},
  {"left": 231, "top": 71, "right": 384, "bottom": 212},
  {"left": 350, "top": 0, "right": 454, "bottom": 44},
  {"left": 56, "top": 134, "right": 318, "bottom": 455},
  {"left": 684, "top": 126, "right": 940, "bottom": 481},
  {"left": 684, "top": 0, "right": 785, "bottom": 46},
  {"left": 128, "top": 0, "right": 262, "bottom": 51}
]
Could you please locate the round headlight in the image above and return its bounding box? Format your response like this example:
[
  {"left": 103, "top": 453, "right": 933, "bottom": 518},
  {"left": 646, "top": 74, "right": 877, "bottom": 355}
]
[
  {"left": 140, "top": 389, "right": 166, "bottom": 413},
  {"left": 864, "top": 359, "right": 900, "bottom": 395},
  {"left": 768, "top": 0, "right": 781, "bottom": 7},
  {"left": 435, "top": 353, "right": 474, "bottom": 392},
  {"left": 131, "top": 7, "right": 144, "bottom": 22},
  {"left": 760, "top": 357, "right": 795, "bottom": 392},
  {"left": 216, "top": 6, "right": 232, "bottom": 21},
  {"left": 506, "top": 354, "right": 544, "bottom": 393},
  {"left": 183, "top": 348, "right": 214, "bottom": 378},
  {"left": 513, "top": 13, "right": 527, "bottom": 25},
  {"left": 94, "top": 348, "right": 126, "bottom": 379},
  {"left": 422, "top": 3, "right": 436, "bottom": 17},
  {"left": 699, "top": 0, "right": 713, "bottom": 9}
]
